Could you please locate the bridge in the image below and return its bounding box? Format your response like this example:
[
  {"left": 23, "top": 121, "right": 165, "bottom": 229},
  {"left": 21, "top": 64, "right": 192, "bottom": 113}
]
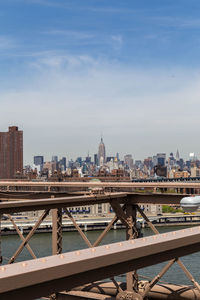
[
  {"left": 0, "top": 180, "right": 200, "bottom": 199},
  {"left": 0, "top": 182, "right": 200, "bottom": 299}
]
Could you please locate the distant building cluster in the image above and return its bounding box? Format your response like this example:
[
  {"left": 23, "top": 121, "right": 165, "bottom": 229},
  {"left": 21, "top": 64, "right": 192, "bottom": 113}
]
[
  {"left": 28, "top": 143, "right": 200, "bottom": 182},
  {"left": 3, "top": 126, "right": 199, "bottom": 216},
  {"left": 1, "top": 126, "right": 200, "bottom": 184}
]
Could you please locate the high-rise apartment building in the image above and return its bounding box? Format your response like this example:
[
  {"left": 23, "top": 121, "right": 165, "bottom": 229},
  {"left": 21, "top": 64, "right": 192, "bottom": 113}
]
[{"left": 0, "top": 126, "right": 23, "bottom": 179}]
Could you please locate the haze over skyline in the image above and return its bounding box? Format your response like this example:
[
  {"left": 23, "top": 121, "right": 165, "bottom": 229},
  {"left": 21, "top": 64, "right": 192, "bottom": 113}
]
[{"left": 1, "top": 0, "right": 200, "bottom": 164}]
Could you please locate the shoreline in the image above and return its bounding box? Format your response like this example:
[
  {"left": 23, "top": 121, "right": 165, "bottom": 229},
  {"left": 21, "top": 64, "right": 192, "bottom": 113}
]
[{"left": 1, "top": 213, "right": 200, "bottom": 235}]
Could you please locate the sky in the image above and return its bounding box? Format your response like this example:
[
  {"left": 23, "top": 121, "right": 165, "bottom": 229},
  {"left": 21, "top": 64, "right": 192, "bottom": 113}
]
[{"left": 1, "top": 0, "right": 200, "bottom": 164}]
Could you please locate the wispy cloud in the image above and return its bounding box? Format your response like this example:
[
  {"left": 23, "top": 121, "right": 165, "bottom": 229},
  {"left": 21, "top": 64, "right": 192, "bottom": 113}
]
[
  {"left": 29, "top": 0, "right": 137, "bottom": 14},
  {"left": 0, "top": 36, "right": 17, "bottom": 50},
  {"left": 151, "top": 16, "right": 200, "bottom": 29},
  {"left": 111, "top": 35, "right": 123, "bottom": 50},
  {"left": 46, "top": 30, "right": 95, "bottom": 40},
  {"left": 30, "top": 53, "right": 99, "bottom": 70},
  {"left": 1, "top": 51, "right": 200, "bottom": 162}
]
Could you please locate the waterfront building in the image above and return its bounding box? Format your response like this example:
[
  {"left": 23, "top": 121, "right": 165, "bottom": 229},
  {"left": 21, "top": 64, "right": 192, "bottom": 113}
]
[
  {"left": 98, "top": 137, "right": 106, "bottom": 166},
  {"left": 140, "top": 204, "right": 162, "bottom": 215},
  {"left": 0, "top": 126, "right": 23, "bottom": 179}
]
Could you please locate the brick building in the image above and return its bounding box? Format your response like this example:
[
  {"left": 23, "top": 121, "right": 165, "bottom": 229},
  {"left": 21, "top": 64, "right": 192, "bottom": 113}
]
[{"left": 0, "top": 126, "right": 23, "bottom": 179}]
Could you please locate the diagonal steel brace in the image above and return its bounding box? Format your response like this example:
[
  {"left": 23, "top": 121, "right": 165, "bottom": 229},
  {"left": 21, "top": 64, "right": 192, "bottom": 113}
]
[
  {"left": 7, "top": 214, "right": 36, "bottom": 260},
  {"left": 8, "top": 209, "right": 50, "bottom": 264}
]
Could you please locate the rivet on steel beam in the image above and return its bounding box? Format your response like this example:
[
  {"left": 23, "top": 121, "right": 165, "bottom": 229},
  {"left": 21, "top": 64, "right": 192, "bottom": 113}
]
[
  {"left": 105, "top": 245, "right": 110, "bottom": 249},
  {"left": 75, "top": 251, "right": 80, "bottom": 256},
  {"left": 60, "top": 254, "right": 64, "bottom": 259},
  {"left": 1, "top": 267, "right": 5, "bottom": 272},
  {"left": 22, "top": 262, "right": 27, "bottom": 267}
]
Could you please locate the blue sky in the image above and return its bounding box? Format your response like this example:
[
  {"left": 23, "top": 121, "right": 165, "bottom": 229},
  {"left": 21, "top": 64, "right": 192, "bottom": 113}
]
[{"left": 1, "top": 0, "right": 200, "bottom": 164}]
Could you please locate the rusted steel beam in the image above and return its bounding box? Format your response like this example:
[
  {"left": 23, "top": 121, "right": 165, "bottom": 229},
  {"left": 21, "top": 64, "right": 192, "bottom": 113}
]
[
  {"left": 7, "top": 214, "right": 36, "bottom": 260},
  {"left": 57, "top": 291, "right": 115, "bottom": 300},
  {"left": 92, "top": 215, "right": 118, "bottom": 247},
  {"left": 109, "top": 202, "right": 129, "bottom": 227},
  {"left": 136, "top": 206, "right": 200, "bottom": 295},
  {"left": 142, "top": 258, "right": 177, "bottom": 297},
  {"left": 125, "top": 204, "right": 138, "bottom": 293},
  {"left": 0, "top": 193, "right": 184, "bottom": 215},
  {"left": 148, "top": 283, "right": 200, "bottom": 299},
  {"left": 128, "top": 193, "right": 183, "bottom": 205},
  {"left": 1, "top": 227, "right": 200, "bottom": 299},
  {"left": 0, "top": 193, "right": 128, "bottom": 214},
  {"left": 177, "top": 259, "right": 200, "bottom": 293},
  {"left": 92, "top": 204, "right": 126, "bottom": 247},
  {"left": 136, "top": 205, "right": 159, "bottom": 235},
  {"left": 65, "top": 208, "right": 92, "bottom": 248},
  {"left": 52, "top": 208, "right": 63, "bottom": 255},
  {"left": 8, "top": 209, "right": 50, "bottom": 264}
]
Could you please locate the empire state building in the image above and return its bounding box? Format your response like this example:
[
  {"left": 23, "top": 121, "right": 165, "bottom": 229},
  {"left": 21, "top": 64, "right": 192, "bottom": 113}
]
[{"left": 98, "top": 137, "right": 106, "bottom": 166}]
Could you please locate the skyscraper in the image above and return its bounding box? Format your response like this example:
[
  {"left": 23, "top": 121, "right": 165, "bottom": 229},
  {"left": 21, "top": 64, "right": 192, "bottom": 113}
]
[
  {"left": 34, "top": 156, "right": 44, "bottom": 167},
  {"left": 98, "top": 137, "right": 106, "bottom": 166},
  {"left": 124, "top": 154, "right": 134, "bottom": 169},
  {"left": 176, "top": 150, "right": 180, "bottom": 161},
  {"left": 156, "top": 153, "right": 166, "bottom": 166},
  {"left": 0, "top": 126, "right": 23, "bottom": 179}
]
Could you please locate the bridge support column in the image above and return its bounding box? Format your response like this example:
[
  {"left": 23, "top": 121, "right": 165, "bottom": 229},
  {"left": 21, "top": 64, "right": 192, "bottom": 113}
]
[
  {"left": 125, "top": 204, "right": 138, "bottom": 293},
  {"left": 0, "top": 215, "right": 2, "bottom": 264},
  {"left": 52, "top": 208, "right": 63, "bottom": 255}
]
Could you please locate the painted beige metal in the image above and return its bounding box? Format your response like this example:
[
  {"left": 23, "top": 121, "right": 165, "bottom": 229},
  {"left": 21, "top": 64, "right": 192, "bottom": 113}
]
[
  {"left": 60, "top": 283, "right": 200, "bottom": 300},
  {"left": 1, "top": 227, "right": 200, "bottom": 299},
  {"left": 1, "top": 180, "right": 200, "bottom": 188},
  {"left": 72, "top": 281, "right": 123, "bottom": 296},
  {"left": 148, "top": 283, "right": 200, "bottom": 299},
  {"left": 57, "top": 291, "right": 115, "bottom": 300}
]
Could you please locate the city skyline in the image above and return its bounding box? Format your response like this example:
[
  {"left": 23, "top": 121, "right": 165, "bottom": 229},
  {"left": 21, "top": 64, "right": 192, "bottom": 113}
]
[
  {"left": 0, "top": 124, "right": 197, "bottom": 165},
  {"left": 1, "top": 1, "right": 200, "bottom": 163}
]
